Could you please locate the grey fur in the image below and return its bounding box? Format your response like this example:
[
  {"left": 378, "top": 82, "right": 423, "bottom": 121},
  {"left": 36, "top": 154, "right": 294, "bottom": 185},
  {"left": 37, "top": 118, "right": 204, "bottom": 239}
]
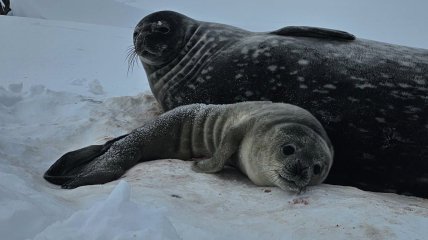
[
  {"left": 45, "top": 102, "right": 333, "bottom": 192},
  {"left": 132, "top": 11, "right": 428, "bottom": 197}
]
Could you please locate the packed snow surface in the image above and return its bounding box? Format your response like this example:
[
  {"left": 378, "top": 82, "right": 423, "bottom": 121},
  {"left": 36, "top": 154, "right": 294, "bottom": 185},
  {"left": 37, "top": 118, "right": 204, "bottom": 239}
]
[{"left": 1, "top": 1, "right": 428, "bottom": 239}]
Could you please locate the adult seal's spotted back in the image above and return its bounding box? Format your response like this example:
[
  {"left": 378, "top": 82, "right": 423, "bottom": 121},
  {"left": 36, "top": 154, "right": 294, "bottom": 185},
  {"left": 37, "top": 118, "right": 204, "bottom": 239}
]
[{"left": 132, "top": 11, "right": 428, "bottom": 197}]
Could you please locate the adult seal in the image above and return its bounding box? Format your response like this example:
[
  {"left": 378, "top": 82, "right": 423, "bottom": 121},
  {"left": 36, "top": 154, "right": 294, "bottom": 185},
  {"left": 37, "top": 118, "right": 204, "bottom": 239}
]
[
  {"left": 44, "top": 102, "right": 334, "bottom": 191},
  {"left": 132, "top": 11, "right": 428, "bottom": 197}
]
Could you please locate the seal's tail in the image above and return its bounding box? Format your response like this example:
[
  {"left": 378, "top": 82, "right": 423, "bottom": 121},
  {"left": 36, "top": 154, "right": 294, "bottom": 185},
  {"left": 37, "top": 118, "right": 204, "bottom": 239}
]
[{"left": 44, "top": 134, "right": 129, "bottom": 186}]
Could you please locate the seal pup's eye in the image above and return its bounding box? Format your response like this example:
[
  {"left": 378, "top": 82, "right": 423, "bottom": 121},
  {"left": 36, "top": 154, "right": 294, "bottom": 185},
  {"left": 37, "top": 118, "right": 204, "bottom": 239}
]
[
  {"left": 282, "top": 144, "right": 296, "bottom": 155},
  {"left": 313, "top": 164, "right": 322, "bottom": 175}
]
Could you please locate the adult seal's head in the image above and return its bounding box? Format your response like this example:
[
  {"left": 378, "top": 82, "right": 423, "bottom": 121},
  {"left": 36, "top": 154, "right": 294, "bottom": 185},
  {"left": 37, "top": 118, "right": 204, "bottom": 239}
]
[{"left": 133, "top": 11, "right": 198, "bottom": 67}]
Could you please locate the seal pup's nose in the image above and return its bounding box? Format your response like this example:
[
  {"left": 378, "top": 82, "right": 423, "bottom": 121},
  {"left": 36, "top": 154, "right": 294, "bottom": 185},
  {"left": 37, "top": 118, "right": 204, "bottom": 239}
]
[{"left": 284, "top": 160, "right": 311, "bottom": 188}]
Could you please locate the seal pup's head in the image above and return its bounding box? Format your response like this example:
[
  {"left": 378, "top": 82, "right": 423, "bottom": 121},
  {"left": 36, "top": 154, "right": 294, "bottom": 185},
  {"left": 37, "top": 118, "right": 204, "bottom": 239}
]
[
  {"left": 240, "top": 115, "right": 334, "bottom": 193},
  {"left": 133, "top": 11, "right": 198, "bottom": 67}
]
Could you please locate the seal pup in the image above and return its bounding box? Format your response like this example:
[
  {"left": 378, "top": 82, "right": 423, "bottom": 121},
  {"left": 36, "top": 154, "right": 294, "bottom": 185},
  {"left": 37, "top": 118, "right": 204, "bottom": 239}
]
[
  {"left": 132, "top": 11, "right": 428, "bottom": 197},
  {"left": 44, "top": 102, "right": 334, "bottom": 191}
]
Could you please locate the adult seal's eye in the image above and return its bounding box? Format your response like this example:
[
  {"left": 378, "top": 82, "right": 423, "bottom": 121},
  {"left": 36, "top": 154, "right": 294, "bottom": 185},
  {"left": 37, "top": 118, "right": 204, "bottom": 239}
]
[
  {"left": 156, "top": 25, "right": 170, "bottom": 34},
  {"left": 282, "top": 144, "right": 296, "bottom": 155},
  {"left": 152, "top": 22, "right": 171, "bottom": 34}
]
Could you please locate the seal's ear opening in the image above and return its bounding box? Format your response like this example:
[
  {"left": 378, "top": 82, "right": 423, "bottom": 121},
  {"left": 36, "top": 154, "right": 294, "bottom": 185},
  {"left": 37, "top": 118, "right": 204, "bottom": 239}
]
[{"left": 44, "top": 134, "right": 129, "bottom": 185}]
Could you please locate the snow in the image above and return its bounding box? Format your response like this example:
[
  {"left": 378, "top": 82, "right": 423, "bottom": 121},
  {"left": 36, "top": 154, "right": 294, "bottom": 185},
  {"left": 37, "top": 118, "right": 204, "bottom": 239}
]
[
  {"left": 0, "top": 15, "right": 147, "bottom": 97},
  {"left": 1, "top": 1, "right": 428, "bottom": 240},
  {"left": 33, "top": 181, "right": 180, "bottom": 240}
]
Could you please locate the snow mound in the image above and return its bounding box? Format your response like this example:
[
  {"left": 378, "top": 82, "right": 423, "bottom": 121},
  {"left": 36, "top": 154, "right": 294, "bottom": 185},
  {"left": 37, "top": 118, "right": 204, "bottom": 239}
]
[
  {"left": 0, "top": 82, "right": 159, "bottom": 171},
  {"left": 0, "top": 164, "right": 71, "bottom": 240},
  {"left": 0, "top": 82, "right": 160, "bottom": 240},
  {"left": 33, "top": 181, "right": 180, "bottom": 240}
]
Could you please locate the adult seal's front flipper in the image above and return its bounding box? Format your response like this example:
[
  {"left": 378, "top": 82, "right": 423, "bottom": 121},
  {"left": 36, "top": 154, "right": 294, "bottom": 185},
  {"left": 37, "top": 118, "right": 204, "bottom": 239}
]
[
  {"left": 44, "top": 134, "right": 129, "bottom": 187},
  {"left": 270, "top": 26, "right": 356, "bottom": 40}
]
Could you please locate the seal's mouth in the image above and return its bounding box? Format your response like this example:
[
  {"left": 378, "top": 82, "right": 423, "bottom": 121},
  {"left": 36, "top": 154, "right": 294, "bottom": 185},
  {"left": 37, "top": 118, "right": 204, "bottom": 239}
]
[
  {"left": 141, "top": 41, "right": 168, "bottom": 57},
  {"left": 278, "top": 172, "right": 306, "bottom": 192}
]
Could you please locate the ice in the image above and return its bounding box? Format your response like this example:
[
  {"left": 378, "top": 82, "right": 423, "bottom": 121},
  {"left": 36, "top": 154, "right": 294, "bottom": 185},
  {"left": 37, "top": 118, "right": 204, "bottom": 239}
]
[
  {"left": 0, "top": 164, "right": 71, "bottom": 240},
  {"left": 33, "top": 181, "right": 180, "bottom": 240}
]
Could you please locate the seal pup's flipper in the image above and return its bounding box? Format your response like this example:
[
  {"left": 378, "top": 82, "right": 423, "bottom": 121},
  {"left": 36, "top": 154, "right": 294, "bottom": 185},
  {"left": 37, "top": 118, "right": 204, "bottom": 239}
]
[
  {"left": 44, "top": 134, "right": 129, "bottom": 186},
  {"left": 192, "top": 124, "right": 246, "bottom": 173},
  {"left": 44, "top": 144, "right": 105, "bottom": 185},
  {"left": 270, "top": 26, "right": 355, "bottom": 40}
]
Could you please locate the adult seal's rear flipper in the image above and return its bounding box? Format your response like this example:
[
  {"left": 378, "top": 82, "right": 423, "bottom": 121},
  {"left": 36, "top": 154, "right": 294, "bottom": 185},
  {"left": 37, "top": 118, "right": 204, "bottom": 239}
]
[
  {"left": 270, "top": 26, "right": 356, "bottom": 40},
  {"left": 44, "top": 134, "right": 129, "bottom": 186}
]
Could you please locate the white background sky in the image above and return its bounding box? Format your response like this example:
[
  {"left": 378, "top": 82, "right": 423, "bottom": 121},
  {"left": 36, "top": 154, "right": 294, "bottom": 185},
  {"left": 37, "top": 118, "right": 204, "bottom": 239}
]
[{"left": 12, "top": 0, "right": 428, "bottom": 48}]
